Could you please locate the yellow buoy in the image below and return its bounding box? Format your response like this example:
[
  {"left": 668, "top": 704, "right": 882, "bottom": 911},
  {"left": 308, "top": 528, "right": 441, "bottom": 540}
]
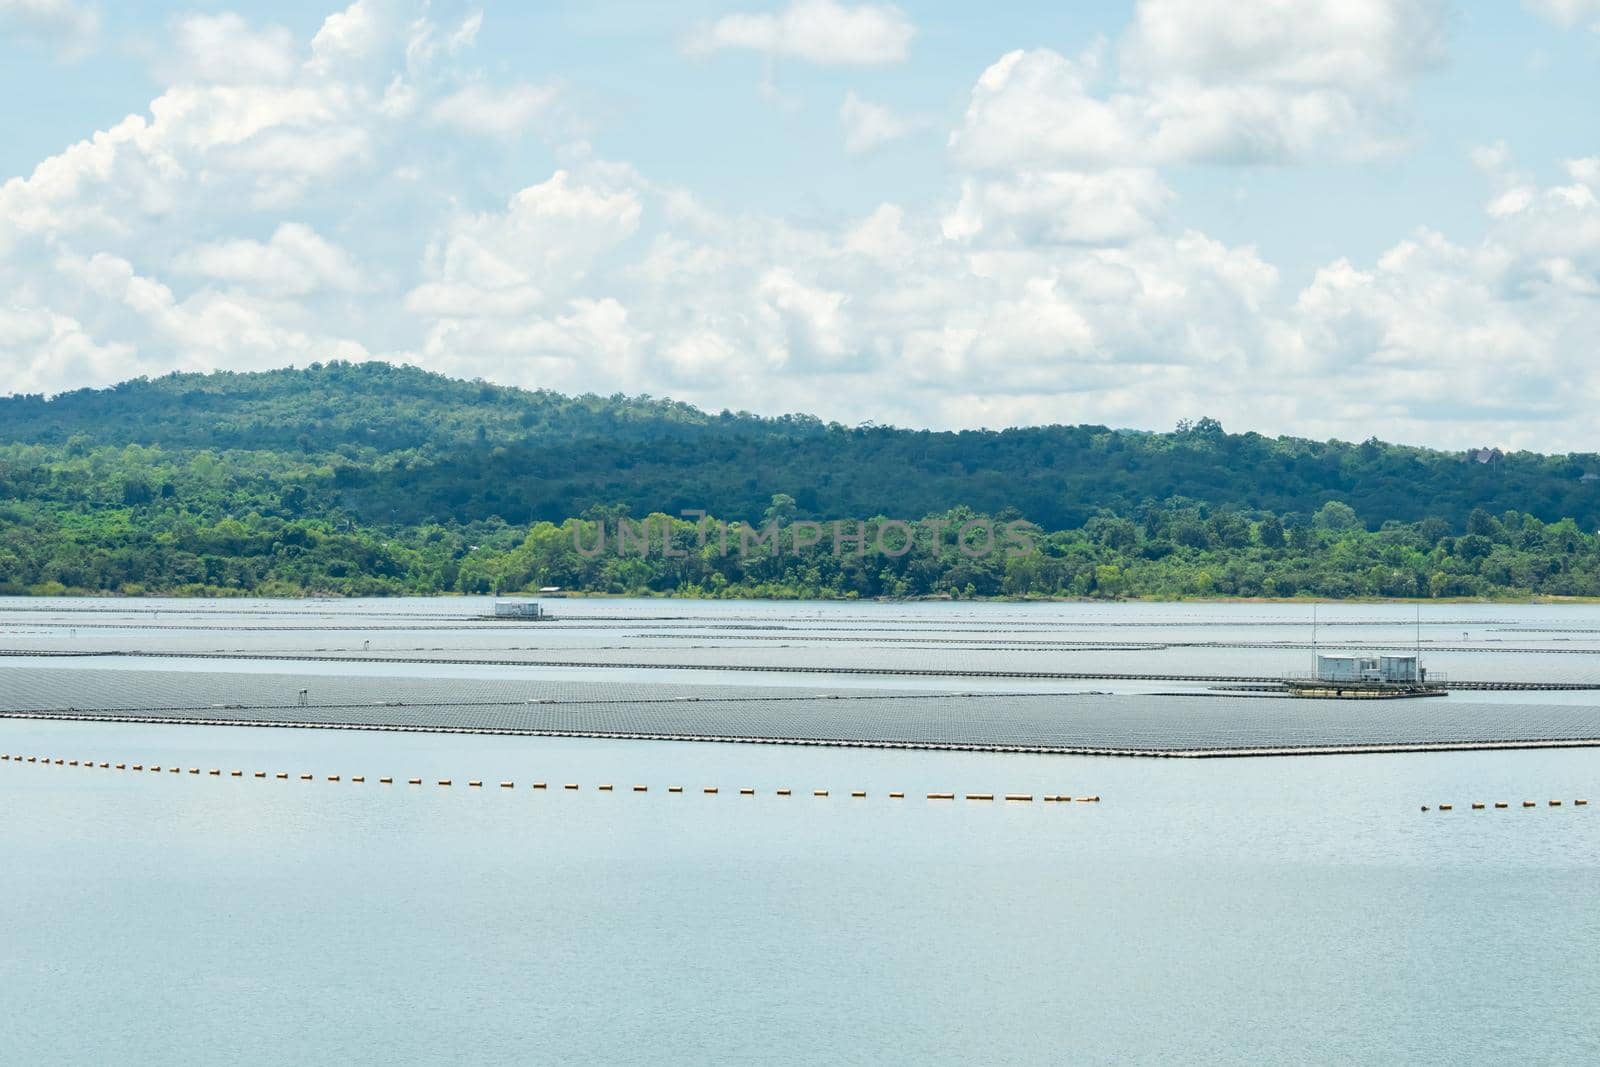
[
  {"left": 254, "top": 771, "right": 266, "bottom": 778},
  {"left": 966, "top": 793, "right": 994, "bottom": 801},
  {"left": 500, "top": 781, "right": 515, "bottom": 789},
  {"left": 276, "top": 772, "right": 289, "bottom": 780},
  {"left": 468, "top": 781, "right": 483, "bottom": 788},
  {"left": 851, "top": 791, "right": 866, "bottom": 798},
  {"left": 1550, "top": 800, "right": 1562, "bottom": 807},
  {"left": 1471, "top": 803, "right": 1485, "bottom": 810},
  {"left": 889, "top": 791, "right": 904, "bottom": 799},
  {"left": 1577, "top": 799, "right": 1589, "bottom": 806},
  {"left": 776, "top": 788, "right": 791, "bottom": 796},
  {"left": 438, "top": 779, "right": 452, "bottom": 786},
  {"left": 633, "top": 785, "right": 648, "bottom": 792},
  {"left": 189, "top": 768, "right": 199, "bottom": 774},
  {"left": 564, "top": 783, "right": 579, "bottom": 790},
  {"left": 1524, "top": 801, "right": 1536, "bottom": 807},
  {"left": 598, "top": 784, "right": 613, "bottom": 791},
  {"left": 379, "top": 777, "right": 393, "bottom": 784},
  {"left": 532, "top": 782, "right": 546, "bottom": 789},
  {"left": 1006, "top": 794, "right": 1033, "bottom": 802},
  {"left": 300, "top": 773, "right": 313, "bottom": 781},
  {"left": 1494, "top": 802, "right": 1507, "bottom": 808},
  {"left": 230, "top": 770, "right": 241, "bottom": 777},
  {"left": 1439, "top": 804, "right": 1453, "bottom": 811},
  {"left": 327, "top": 775, "right": 340, "bottom": 782},
  {"left": 705, "top": 787, "right": 719, "bottom": 794},
  {"left": 668, "top": 785, "right": 683, "bottom": 793},
  {"left": 813, "top": 789, "right": 828, "bottom": 797},
  {"left": 739, "top": 788, "right": 755, "bottom": 795},
  {"left": 927, "top": 792, "right": 955, "bottom": 800},
  {"left": 408, "top": 778, "right": 421, "bottom": 785},
  {"left": 352, "top": 776, "right": 365, "bottom": 783}
]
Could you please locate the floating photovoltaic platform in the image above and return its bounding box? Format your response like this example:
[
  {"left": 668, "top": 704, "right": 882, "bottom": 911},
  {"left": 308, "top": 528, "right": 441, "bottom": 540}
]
[{"left": 5, "top": 667, "right": 1600, "bottom": 757}]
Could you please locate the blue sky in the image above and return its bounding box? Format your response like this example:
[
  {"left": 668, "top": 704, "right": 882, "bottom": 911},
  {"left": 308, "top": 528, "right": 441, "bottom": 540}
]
[{"left": 3, "top": 0, "right": 1600, "bottom": 449}]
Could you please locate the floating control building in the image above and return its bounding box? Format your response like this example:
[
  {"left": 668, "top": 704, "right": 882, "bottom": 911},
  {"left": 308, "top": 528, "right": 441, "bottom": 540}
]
[{"left": 1286, "top": 653, "right": 1446, "bottom": 699}]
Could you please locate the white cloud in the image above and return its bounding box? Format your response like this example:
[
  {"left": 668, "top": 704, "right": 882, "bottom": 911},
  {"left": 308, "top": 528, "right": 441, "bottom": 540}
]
[
  {"left": 406, "top": 168, "right": 643, "bottom": 323},
  {"left": 309, "top": 0, "right": 385, "bottom": 71},
  {"left": 163, "top": 13, "right": 298, "bottom": 85},
  {"left": 8, "top": 0, "right": 1600, "bottom": 455},
  {"left": 0, "top": 0, "right": 99, "bottom": 57},
  {"left": 688, "top": 0, "right": 914, "bottom": 66},
  {"left": 839, "top": 91, "right": 925, "bottom": 154},
  {"left": 172, "top": 223, "right": 365, "bottom": 296},
  {"left": 942, "top": 170, "right": 1172, "bottom": 246},
  {"left": 952, "top": 1, "right": 1446, "bottom": 170},
  {"left": 429, "top": 82, "right": 559, "bottom": 138}
]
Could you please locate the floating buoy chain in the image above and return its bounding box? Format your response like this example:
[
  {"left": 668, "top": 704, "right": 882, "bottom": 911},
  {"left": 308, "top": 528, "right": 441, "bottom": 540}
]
[{"left": 0, "top": 754, "right": 1099, "bottom": 803}]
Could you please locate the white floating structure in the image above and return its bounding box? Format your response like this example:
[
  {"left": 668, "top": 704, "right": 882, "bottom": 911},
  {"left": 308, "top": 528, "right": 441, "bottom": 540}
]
[
  {"left": 1315, "top": 654, "right": 1420, "bottom": 684},
  {"left": 493, "top": 601, "right": 544, "bottom": 620}
]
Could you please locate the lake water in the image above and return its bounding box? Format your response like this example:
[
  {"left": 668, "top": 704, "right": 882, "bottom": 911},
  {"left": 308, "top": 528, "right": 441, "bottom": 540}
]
[{"left": 3, "top": 598, "right": 1599, "bottom": 1064}]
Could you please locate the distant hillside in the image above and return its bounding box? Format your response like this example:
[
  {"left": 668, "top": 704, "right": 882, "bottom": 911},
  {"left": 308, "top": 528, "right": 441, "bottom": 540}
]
[{"left": 2, "top": 362, "right": 1596, "bottom": 531}]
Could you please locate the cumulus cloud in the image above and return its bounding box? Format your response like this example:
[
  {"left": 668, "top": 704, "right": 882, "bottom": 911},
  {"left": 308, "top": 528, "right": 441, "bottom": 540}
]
[
  {"left": 952, "top": 0, "right": 1446, "bottom": 170},
  {"left": 7, "top": 0, "right": 1600, "bottom": 454},
  {"left": 688, "top": 0, "right": 914, "bottom": 65},
  {"left": 172, "top": 223, "right": 365, "bottom": 296},
  {"left": 941, "top": 170, "right": 1172, "bottom": 246},
  {"left": 162, "top": 12, "right": 298, "bottom": 85},
  {"left": 839, "top": 91, "right": 926, "bottom": 154},
  {"left": 428, "top": 82, "right": 559, "bottom": 138}
]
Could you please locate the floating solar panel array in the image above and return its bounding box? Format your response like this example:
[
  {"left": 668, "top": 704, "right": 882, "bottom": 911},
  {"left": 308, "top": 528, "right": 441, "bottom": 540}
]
[{"left": 6, "top": 667, "right": 1600, "bottom": 755}]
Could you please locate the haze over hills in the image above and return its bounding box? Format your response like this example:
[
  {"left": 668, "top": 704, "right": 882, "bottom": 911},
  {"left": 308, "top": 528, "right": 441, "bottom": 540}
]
[
  {"left": 3, "top": 362, "right": 1597, "bottom": 532},
  {"left": 2, "top": 362, "right": 1599, "bottom": 599}
]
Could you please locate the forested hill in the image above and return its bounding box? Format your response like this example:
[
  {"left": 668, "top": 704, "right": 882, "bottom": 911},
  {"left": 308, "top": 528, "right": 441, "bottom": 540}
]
[{"left": 3, "top": 361, "right": 1596, "bottom": 532}]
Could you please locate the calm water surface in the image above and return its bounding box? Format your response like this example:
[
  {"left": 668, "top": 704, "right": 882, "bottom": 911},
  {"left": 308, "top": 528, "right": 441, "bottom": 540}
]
[{"left": 3, "top": 599, "right": 1599, "bottom": 1064}]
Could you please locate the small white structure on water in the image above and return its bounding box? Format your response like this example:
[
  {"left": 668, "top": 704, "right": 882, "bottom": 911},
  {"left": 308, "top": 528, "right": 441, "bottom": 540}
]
[
  {"left": 494, "top": 601, "right": 544, "bottom": 620},
  {"left": 1315, "top": 654, "right": 1420, "bottom": 684}
]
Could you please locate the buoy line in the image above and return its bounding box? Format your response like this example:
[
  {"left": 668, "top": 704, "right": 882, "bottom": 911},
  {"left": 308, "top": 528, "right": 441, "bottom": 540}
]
[
  {"left": 1421, "top": 799, "right": 1587, "bottom": 811},
  {"left": 0, "top": 753, "right": 1097, "bottom": 804}
]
